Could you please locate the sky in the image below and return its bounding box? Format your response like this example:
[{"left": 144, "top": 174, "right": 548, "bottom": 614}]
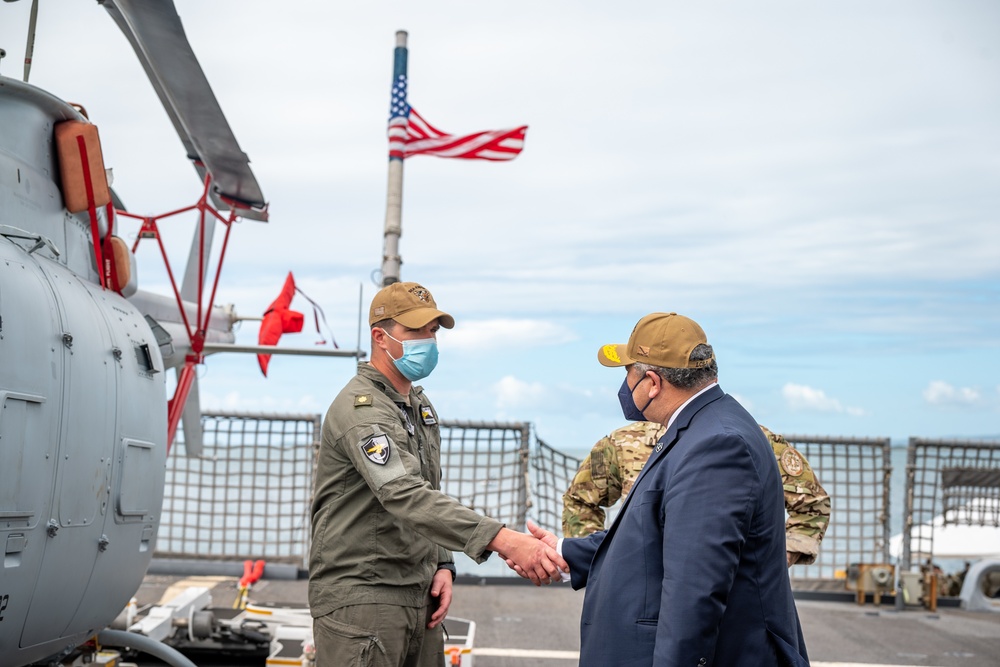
[{"left": 2, "top": 0, "right": 998, "bottom": 452}]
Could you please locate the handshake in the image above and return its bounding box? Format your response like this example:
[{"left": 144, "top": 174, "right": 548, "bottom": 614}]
[{"left": 488, "top": 520, "right": 568, "bottom": 586}]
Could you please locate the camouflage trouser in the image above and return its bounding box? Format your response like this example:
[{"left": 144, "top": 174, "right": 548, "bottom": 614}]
[{"left": 313, "top": 603, "right": 443, "bottom": 667}]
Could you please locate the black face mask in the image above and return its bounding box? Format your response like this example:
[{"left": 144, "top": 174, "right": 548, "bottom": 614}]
[{"left": 618, "top": 375, "right": 653, "bottom": 422}]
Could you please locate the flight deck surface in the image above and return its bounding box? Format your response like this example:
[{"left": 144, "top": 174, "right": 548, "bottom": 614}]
[{"left": 132, "top": 573, "right": 1000, "bottom": 667}]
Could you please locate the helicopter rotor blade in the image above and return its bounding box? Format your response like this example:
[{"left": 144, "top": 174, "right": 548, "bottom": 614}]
[{"left": 100, "top": 0, "right": 268, "bottom": 221}]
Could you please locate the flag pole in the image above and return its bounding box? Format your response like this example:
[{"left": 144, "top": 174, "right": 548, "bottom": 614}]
[{"left": 381, "top": 30, "right": 408, "bottom": 287}]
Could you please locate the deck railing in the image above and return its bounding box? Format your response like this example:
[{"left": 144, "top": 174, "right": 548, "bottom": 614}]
[{"left": 160, "top": 412, "right": 999, "bottom": 584}]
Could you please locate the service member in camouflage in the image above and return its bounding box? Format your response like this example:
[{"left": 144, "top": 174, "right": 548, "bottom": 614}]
[
  {"left": 562, "top": 423, "right": 830, "bottom": 566},
  {"left": 310, "top": 282, "right": 566, "bottom": 667}
]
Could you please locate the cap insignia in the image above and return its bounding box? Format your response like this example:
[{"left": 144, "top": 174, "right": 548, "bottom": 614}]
[
  {"left": 409, "top": 286, "right": 431, "bottom": 303},
  {"left": 637, "top": 345, "right": 650, "bottom": 357},
  {"left": 373, "top": 306, "right": 385, "bottom": 317},
  {"left": 602, "top": 345, "right": 621, "bottom": 363}
]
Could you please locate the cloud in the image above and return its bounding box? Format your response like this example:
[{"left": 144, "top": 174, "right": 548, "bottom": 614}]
[
  {"left": 782, "top": 383, "right": 865, "bottom": 416},
  {"left": 440, "top": 319, "right": 577, "bottom": 352},
  {"left": 922, "top": 381, "right": 981, "bottom": 406},
  {"left": 7, "top": 0, "right": 999, "bottom": 448},
  {"left": 492, "top": 375, "right": 547, "bottom": 411},
  {"left": 201, "top": 390, "right": 325, "bottom": 415}
]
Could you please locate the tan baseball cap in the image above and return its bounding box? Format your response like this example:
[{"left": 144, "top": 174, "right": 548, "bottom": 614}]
[
  {"left": 597, "top": 312, "right": 712, "bottom": 369},
  {"left": 369, "top": 281, "right": 455, "bottom": 329}
]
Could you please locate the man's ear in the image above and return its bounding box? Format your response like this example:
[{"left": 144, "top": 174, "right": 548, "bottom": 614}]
[
  {"left": 645, "top": 371, "right": 662, "bottom": 400},
  {"left": 371, "top": 327, "right": 386, "bottom": 349}
]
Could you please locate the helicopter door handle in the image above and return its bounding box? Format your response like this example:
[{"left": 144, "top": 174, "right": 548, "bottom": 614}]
[{"left": 0, "top": 225, "right": 62, "bottom": 258}]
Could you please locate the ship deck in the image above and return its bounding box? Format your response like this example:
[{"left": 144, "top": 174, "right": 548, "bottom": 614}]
[{"left": 131, "top": 571, "right": 1000, "bottom": 667}]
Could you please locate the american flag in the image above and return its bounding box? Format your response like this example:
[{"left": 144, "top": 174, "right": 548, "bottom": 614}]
[{"left": 388, "top": 74, "right": 527, "bottom": 161}]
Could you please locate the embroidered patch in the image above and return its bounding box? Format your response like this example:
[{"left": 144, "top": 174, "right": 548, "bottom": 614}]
[
  {"left": 373, "top": 306, "right": 385, "bottom": 317},
  {"left": 419, "top": 405, "right": 437, "bottom": 425},
  {"left": 636, "top": 345, "right": 650, "bottom": 357},
  {"left": 780, "top": 448, "right": 804, "bottom": 477},
  {"left": 409, "top": 285, "right": 431, "bottom": 303},
  {"left": 354, "top": 394, "right": 373, "bottom": 407},
  {"left": 361, "top": 434, "right": 391, "bottom": 465},
  {"left": 602, "top": 345, "right": 621, "bottom": 363}
]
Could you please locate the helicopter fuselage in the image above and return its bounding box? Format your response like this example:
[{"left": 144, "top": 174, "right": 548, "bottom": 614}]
[{"left": 0, "top": 76, "right": 167, "bottom": 667}]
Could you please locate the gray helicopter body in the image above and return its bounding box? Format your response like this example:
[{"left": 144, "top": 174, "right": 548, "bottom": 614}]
[
  {"left": 0, "top": 0, "right": 367, "bottom": 662},
  {"left": 0, "top": 0, "right": 274, "bottom": 663},
  {"left": 0, "top": 76, "right": 167, "bottom": 665}
]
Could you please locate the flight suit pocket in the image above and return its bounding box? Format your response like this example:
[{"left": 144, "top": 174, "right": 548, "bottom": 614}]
[{"left": 315, "top": 613, "right": 386, "bottom": 666}]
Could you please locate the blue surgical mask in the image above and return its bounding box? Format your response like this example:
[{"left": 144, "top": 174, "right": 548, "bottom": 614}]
[
  {"left": 382, "top": 330, "right": 439, "bottom": 381},
  {"left": 618, "top": 375, "right": 652, "bottom": 421}
]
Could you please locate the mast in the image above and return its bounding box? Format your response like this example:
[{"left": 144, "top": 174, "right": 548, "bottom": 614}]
[{"left": 380, "top": 30, "right": 408, "bottom": 287}]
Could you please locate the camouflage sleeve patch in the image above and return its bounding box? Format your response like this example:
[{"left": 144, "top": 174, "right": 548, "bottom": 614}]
[
  {"left": 590, "top": 449, "right": 611, "bottom": 490},
  {"left": 764, "top": 426, "right": 832, "bottom": 561},
  {"left": 779, "top": 447, "right": 805, "bottom": 477}
]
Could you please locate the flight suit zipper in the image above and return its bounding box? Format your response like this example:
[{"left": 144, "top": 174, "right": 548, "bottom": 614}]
[{"left": 397, "top": 402, "right": 428, "bottom": 477}]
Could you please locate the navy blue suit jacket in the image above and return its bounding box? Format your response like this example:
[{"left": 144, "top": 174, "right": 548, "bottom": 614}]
[{"left": 563, "top": 385, "right": 808, "bottom": 666}]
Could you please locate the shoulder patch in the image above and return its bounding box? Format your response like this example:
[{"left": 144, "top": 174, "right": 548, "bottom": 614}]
[
  {"left": 354, "top": 394, "right": 374, "bottom": 407},
  {"left": 780, "top": 447, "right": 804, "bottom": 477},
  {"left": 361, "top": 434, "right": 391, "bottom": 465},
  {"left": 419, "top": 405, "right": 437, "bottom": 425}
]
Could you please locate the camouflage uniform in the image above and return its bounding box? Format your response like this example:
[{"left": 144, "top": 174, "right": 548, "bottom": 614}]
[{"left": 562, "top": 422, "right": 831, "bottom": 564}]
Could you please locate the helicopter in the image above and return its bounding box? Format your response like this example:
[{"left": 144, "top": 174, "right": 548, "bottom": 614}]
[{"left": 0, "top": 1, "right": 359, "bottom": 665}]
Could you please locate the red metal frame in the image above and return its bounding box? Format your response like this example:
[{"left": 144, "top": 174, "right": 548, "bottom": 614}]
[
  {"left": 76, "top": 144, "right": 122, "bottom": 293},
  {"left": 75, "top": 135, "right": 106, "bottom": 290},
  {"left": 118, "top": 172, "right": 241, "bottom": 452}
]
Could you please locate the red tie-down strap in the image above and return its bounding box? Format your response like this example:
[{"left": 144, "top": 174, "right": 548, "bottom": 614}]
[
  {"left": 100, "top": 203, "right": 122, "bottom": 292},
  {"left": 74, "top": 134, "right": 107, "bottom": 290}
]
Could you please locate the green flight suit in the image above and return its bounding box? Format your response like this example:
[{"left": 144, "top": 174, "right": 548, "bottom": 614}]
[{"left": 309, "top": 363, "right": 503, "bottom": 664}]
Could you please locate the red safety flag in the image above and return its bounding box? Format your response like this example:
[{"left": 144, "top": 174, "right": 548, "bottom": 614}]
[{"left": 257, "top": 272, "right": 304, "bottom": 376}]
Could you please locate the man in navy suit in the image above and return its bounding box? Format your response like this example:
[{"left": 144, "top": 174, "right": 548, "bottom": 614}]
[{"left": 535, "top": 312, "right": 809, "bottom": 666}]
